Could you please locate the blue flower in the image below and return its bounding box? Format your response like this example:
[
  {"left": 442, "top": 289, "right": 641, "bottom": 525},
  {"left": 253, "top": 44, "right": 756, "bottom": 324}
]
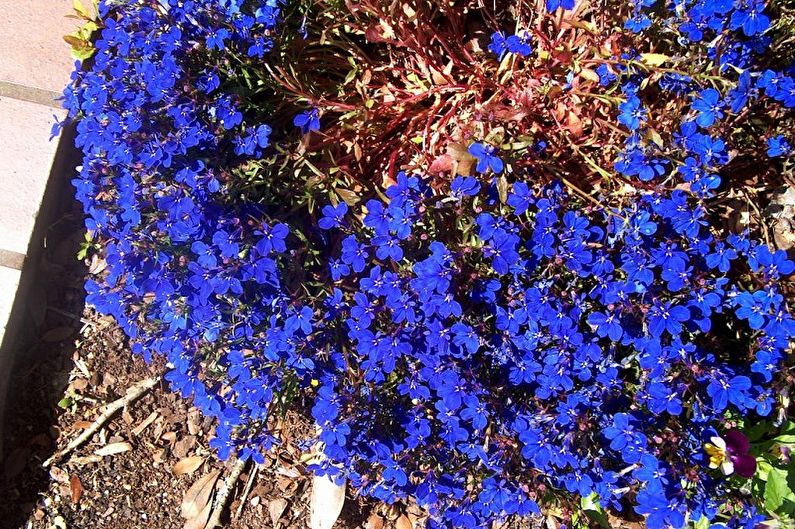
[
  {"left": 729, "top": 1, "right": 770, "bottom": 36},
  {"left": 618, "top": 96, "right": 647, "bottom": 131},
  {"left": 692, "top": 89, "right": 724, "bottom": 128},
  {"left": 506, "top": 32, "right": 532, "bottom": 57},
  {"left": 635, "top": 482, "right": 685, "bottom": 529},
  {"left": 341, "top": 235, "right": 368, "bottom": 273},
  {"left": 506, "top": 182, "right": 533, "bottom": 215},
  {"left": 487, "top": 31, "right": 508, "bottom": 60},
  {"left": 587, "top": 310, "right": 623, "bottom": 341},
  {"left": 648, "top": 302, "right": 690, "bottom": 337},
  {"left": 450, "top": 176, "right": 481, "bottom": 198},
  {"left": 546, "top": 0, "right": 576, "bottom": 11},
  {"left": 603, "top": 413, "right": 647, "bottom": 460},
  {"left": 767, "top": 135, "right": 791, "bottom": 157},
  {"left": 735, "top": 291, "right": 768, "bottom": 330},
  {"left": 254, "top": 124, "right": 271, "bottom": 148},
  {"left": 468, "top": 143, "right": 504, "bottom": 174},
  {"left": 319, "top": 202, "right": 348, "bottom": 230},
  {"left": 294, "top": 108, "right": 320, "bottom": 134},
  {"left": 707, "top": 375, "right": 752, "bottom": 412},
  {"left": 596, "top": 64, "right": 617, "bottom": 86},
  {"left": 285, "top": 306, "right": 314, "bottom": 335},
  {"left": 206, "top": 28, "right": 231, "bottom": 50}
]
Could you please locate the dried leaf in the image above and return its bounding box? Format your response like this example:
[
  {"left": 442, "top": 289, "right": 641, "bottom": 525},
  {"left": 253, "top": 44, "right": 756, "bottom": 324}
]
[
  {"left": 94, "top": 441, "right": 132, "bottom": 457},
  {"left": 396, "top": 515, "right": 412, "bottom": 529},
  {"left": 63, "top": 34, "right": 86, "bottom": 48},
  {"left": 366, "top": 513, "right": 385, "bottom": 529},
  {"left": 335, "top": 188, "right": 360, "bottom": 206},
  {"left": 565, "top": 111, "right": 584, "bottom": 138},
  {"left": 579, "top": 68, "right": 601, "bottom": 83},
  {"left": 183, "top": 489, "right": 214, "bottom": 529},
  {"left": 497, "top": 176, "right": 509, "bottom": 204},
  {"left": 181, "top": 470, "right": 221, "bottom": 520},
  {"left": 70, "top": 475, "right": 84, "bottom": 503},
  {"left": 310, "top": 474, "right": 346, "bottom": 529},
  {"left": 275, "top": 465, "right": 301, "bottom": 478},
  {"left": 401, "top": 3, "right": 416, "bottom": 17},
  {"left": 50, "top": 466, "right": 70, "bottom": 484},
  {"left": 71, "top": 455, "right": 102, "bottom": 466},
  {"left": 88, "top": 255, "right": 107, "bottom": 275},
  {"left": 132, "top": 411, "right": 158, "bottom": 436},
  {"left": 428, "top": 154, "right": 453, "bottom": 174},
  {"left": 268, "top": 498, "right": 288, "bottom": 526},
  {"left": 173, "top": 456, "right": 205, "bottom": 476}
]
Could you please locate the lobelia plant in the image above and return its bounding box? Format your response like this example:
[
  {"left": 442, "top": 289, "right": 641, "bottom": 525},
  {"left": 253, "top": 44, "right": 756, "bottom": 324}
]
[{"left": 58, "top": 0, "right": 795, "bottom": 528}]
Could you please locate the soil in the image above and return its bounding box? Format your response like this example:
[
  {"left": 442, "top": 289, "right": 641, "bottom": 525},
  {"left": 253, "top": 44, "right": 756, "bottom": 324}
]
[{"left": 0, "top": 203, "right": 401, "bottom": 529}]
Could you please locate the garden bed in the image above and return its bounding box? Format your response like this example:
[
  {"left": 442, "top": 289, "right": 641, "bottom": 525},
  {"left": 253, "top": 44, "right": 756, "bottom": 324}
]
[{"left": 6, "top": 0, "right": 795, "bottom": 528}]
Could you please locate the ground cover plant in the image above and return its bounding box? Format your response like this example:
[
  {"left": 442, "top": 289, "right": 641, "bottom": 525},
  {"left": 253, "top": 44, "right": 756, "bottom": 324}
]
[{"left": 59, "top": 0, "right": 795, "bottom": 527}]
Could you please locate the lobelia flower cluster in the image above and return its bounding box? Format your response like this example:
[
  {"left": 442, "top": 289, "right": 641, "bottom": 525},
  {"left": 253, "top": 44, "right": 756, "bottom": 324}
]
[
  {"left": 60, "top": 1, "right": 794, "bottom": 528},
  {"left": 611, "top": 0, "right": 794, "bottom": 198}
]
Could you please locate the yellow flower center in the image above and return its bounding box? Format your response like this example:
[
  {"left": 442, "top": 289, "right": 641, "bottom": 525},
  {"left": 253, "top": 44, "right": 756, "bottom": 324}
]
[{"left": 704, "top": 442, "right": 726, "bottom": 469}]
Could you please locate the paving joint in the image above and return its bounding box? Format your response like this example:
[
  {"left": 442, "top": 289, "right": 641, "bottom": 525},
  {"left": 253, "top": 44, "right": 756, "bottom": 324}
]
[
  {"left": 0, "top": 80, "right": 63, "bottom": 109},
  {"left": 0, "top": 249, "right": 26, "bottom": 271}
]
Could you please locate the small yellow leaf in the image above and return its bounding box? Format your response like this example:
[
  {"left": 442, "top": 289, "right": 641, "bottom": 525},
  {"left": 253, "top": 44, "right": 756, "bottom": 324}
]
[
  {"left": 73, "top": 0, "right": 90, "bottom": 18},
  {"left": 641, "top": 53, "right": 670, "bottom": 66}
]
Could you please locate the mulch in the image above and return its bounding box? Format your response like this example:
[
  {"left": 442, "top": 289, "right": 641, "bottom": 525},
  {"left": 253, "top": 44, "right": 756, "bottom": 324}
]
[{"left": 0, "top": 205, "right": 391, "bottom": 529}]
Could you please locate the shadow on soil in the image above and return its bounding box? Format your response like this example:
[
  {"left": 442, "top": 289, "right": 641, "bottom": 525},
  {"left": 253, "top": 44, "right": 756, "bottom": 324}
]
[{"left": 0, "top": 124, "right": 86, "bottom": 528}]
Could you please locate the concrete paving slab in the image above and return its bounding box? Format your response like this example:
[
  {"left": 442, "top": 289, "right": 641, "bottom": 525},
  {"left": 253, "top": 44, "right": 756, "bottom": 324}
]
[
  {"left": 0, "top": 0, "right": 81, "bottom": 93},
  {"left": 0, "top": 97, "right": 66, "bottom": 256},
  {"left": 0, "top": 267, "right": 21, "bottom": 340}
]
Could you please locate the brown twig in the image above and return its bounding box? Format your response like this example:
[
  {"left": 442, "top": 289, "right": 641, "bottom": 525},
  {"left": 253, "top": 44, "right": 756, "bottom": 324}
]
[
  {"left": 207, "top": 458, "right": 247, "bottom": 528},
  {"left": 234, "top": 463, "right": 260, "bottom": 520},
  {"left": 43, "top": 375, "right": 160, "bottom": 467}
]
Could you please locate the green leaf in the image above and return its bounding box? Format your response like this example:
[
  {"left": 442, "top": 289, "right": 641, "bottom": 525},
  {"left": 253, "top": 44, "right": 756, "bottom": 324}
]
[
  {"left": 57, "top": 397, "right": 73, "bottom": 409},
  {"left": 580, "top": 493, "right": 609, "bottom": 528},
  {"left": 80, "top": 20, "right": 99, "bottom": 36},
  {"left": 757, "top": 459, "right": 773, "bottom": 481},
  {"left": 71, "top": 47, "right": 97, "bottom": 61},
  {"left": 647, "top": 129, "right": 664, "bottom": 148},
  {"left": 746, "top": 420, "right": 772, "bottom": 442},
  {"left": 343, "top": 67, "right": 357, "bottom": 85},
  {"left": 774, "top": 434, "right": 795, "bottom": 446},
  {"left": 765, "top": 467, "right": 788, "bottom": 513},
  {"left": 692, "top": 516, "right": 711, "bottom": 529}
]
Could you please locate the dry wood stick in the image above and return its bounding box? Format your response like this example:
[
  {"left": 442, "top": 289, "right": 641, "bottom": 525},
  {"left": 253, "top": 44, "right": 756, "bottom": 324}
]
[
  {"left": 43, "top": 376, "right": 160, "bottom": 467},
  {"left": 234, "top": 463, "right": 260, "bottom": 520},
  {"left": 207, "top": 457, "right": 247, "bottom": 528}
]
